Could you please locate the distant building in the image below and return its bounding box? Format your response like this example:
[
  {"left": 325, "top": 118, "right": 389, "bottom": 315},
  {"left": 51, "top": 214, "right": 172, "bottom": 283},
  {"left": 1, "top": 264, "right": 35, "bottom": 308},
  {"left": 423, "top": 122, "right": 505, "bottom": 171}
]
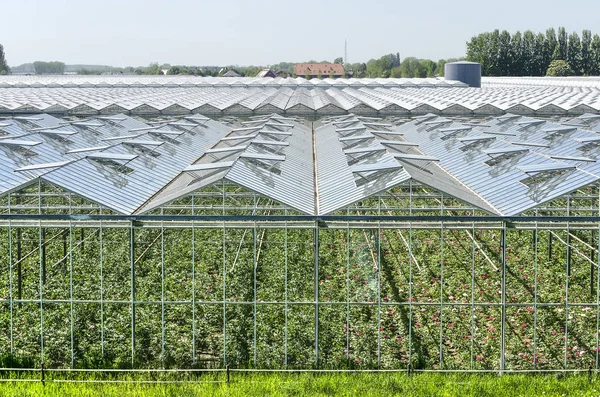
[
  {"left": 256, "top": 69, "right": 277, "bottom": 78},
  {"left": 222, "top": 70, "right": 241, "bottom": 78},
  {"left": 294, "top": 63, "right": 344, "bottom": 79}
]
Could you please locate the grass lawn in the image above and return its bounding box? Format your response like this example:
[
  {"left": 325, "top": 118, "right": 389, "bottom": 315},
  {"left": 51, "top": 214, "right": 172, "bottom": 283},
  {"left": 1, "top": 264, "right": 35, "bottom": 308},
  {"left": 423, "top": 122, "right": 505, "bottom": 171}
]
[{"left": 0, "top": 372, "right": 599, "bottom": 396}]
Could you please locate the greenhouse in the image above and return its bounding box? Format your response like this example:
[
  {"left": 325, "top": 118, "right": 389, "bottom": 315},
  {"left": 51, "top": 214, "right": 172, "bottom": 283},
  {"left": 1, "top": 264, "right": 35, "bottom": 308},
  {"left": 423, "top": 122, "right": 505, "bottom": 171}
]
[
  {"left": 1, "top": 107, "right": 600, "bottom": 373},
  {"left": 1, "top": 76, "right": 600, "bottom": 116}
]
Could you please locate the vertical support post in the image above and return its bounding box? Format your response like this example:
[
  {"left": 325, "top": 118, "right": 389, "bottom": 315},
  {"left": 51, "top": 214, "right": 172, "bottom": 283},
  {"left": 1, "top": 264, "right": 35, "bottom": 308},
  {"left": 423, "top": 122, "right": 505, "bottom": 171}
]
[
  {"left": 100, "top": 218, "right": 104, "bottom": 358},
  {"left": 253, "top": 220, "right": 258, "bottom": 365},
  {"left": 596, "top": 220, "right": 600, "bottom": 370},
  {"left": 284, "top": 216, "right": 289, "bottom": 368},
  {"left": 533, "top": 217, "right": 539, "bottom": 369},
  {"left": 17, "top": 227, "right": 22, "bottom": 307},
  {"left": 192, "top": 193, "right": 196, "bottom": 364},
  {"left": 161, "top": 217, "right": 165, "bottom": 367},
  {"left": 376, "top": 194, "right": 382, "bottom": 368},
  {"left": 222, "top": 180, "right": 227, "bottom": 367},
  {"left": 567, "top": 231, "right": 572, "bottom": 277},
  {"left": 377, "top": 226, "right": 382, "bottom": 367},
  {"left": 500, "top": 223, "right": 506, "bottom": 374},
  {"left": 69, "top": 223, "right": 74, "bottom": 368},
  {"left": 591, "top": 230, "right": 595, "bottom": 298},
  {"left": 470, "top": 211, "right": 476, "bottom": 369},
  {"left": 41, "top": 228, "right": 46, "bottom": 285},
  {"left": 130, "top": 222, "right": 135, "bottom": 368},
  {"left": 345, "top": 208, "right": 350, "bottom": 364},
  {"left": 439, "top": 218, "right": 444, "bottom": 369},
  {"left": 565, "top": 225, "right": 571, "bottom": 371},
  {"left": 8, "top": 217, "right": 13, "bottom": 356},
  {"left": 408, "top": 180, "right": 413, "bottom": 367},
  {"left": 314, "top": 223, "right": 320, "bottom": 367},
  {"left": 39, "top": 222, "right": 45, "bottom": 364}
]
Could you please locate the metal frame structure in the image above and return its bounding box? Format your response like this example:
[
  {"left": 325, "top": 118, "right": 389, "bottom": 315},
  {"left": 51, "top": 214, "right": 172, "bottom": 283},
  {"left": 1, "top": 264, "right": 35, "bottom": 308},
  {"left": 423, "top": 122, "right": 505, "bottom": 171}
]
[{"left": 2, "top": 111, "right": 600, "bottom": 373}]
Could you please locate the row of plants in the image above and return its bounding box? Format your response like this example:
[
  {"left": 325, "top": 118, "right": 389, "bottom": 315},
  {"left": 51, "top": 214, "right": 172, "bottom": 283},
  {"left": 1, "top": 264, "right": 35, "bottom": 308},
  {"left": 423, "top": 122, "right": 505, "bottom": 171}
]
[{"left": 0, "top": 183, "right": 599, "bottom": 370}]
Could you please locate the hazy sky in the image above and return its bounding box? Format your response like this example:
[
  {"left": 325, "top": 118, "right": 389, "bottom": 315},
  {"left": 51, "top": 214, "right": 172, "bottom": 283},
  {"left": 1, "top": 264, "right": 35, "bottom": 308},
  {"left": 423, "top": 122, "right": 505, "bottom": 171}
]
[{"left": 2, "top": 0, "right": 599, "bottom": 67}]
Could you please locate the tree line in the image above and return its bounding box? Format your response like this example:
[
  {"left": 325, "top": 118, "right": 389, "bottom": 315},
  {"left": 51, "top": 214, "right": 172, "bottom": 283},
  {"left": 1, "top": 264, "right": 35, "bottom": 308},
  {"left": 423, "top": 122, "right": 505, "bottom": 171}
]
[
  {"left": 0, "top": 44, "right": 9, "bottom": 75},
  {"left": 32, "top": 61, "right": 66, "bottom": 74},
  {"left": 466, "top": 27, "right": 600, "bottom": 76}
]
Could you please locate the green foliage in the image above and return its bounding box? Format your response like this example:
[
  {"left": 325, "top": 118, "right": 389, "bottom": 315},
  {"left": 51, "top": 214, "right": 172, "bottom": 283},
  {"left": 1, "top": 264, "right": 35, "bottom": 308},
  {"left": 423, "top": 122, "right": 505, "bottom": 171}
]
[
  {"left": 0, "top": 44, "right": 9, "bottom": 74},
  {"left": 363, "top": 54, "right": 446, "bottom": 78},
  {"left": 581, "top": 29, "right": 593, "bottom": 75},
  {"left": 567, "top": 32, "right": 582, "bottom": 74},
  {"left": 366, "top": 54, "right": 394, "bottom": 77},
  {"left": 167, "top": 66, "right": 181, "bottom": 75},
  {"left": 333, "top": 57, "right": 343, "bottom": 64},
  {"left": 77, "top": 69, "right": 102, "bottom": 75},
  {"left": 1, "top": 373, "right": 600, "bottom": 396},
  {"left": 546, "top": 60, "right": 573, "bottom": 76},
  {"left": 467, "top": 27, "right": 600, "bottom": 76},
  {"left": 0, "top": 182, "right": 599, "bottom": 373},
  {"left": 145, "top": 62, "right": 161, "bottom": 75},
  {"left": 591, "top": 34, "right": 600, "bottom": 75},
  {"left": 556, "top": 27, "right": 568, "bottom": 61},
  {"left": 33, "top": 61, "right": 65, "bottom": 74}
]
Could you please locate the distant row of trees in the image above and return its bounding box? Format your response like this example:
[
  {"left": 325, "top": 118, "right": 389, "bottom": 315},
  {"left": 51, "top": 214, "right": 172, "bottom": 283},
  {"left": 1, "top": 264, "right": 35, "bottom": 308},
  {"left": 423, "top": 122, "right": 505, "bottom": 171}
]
[
  {"left": 166, "top": 64, "right": 262, "bottom": 77},
  {"left": 33, "top": 61, "right": 65, "bottom": 74},
  {"left": 466, "top": 27, "right": 600, "bottom": 76},
  {"left": 268, "top": 54, "right": 461, "bottom": 79},
  {"left": 0, "top": 44, "right": 9, "bottom": 75},
  {"left": 347, "top": 54, "right": 463, "bottom": 78}
]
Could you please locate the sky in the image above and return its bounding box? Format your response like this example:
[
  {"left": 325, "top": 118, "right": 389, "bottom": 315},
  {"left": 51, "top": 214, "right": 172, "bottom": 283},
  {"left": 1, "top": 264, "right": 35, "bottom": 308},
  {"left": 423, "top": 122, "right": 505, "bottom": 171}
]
[{"left": 1, "top": 0, "right": 600, "bottom": 68}]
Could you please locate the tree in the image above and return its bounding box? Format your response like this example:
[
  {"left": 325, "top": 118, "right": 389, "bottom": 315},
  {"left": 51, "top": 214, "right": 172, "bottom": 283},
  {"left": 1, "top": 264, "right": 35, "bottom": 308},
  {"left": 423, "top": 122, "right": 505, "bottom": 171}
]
[
  {"left": 497, "top": 30, "right": 512, "bottom": 75},
  {"left": 33, "top": 61, "right": 65, "bottom": 74},
  {"left": 581, "top": 29, "right": 592, "bottom": 75},
  {"left": 555, "top": 27, "right": 568, "bottom": 60},
  {"left": 546, "top": 60, "right": 573, "bottom": 76},
  {"left": 543, "top": 28, "right": 557, "bottom": 72},
  {"left": 522, "top": 30, "right": 536, "bottom": 75},
  {"left": 167, "top": 66, "right": 181, "bottom": 75},
  {"left": 145, "top": 63, "right": 161, "bottom": 75},
  {"left": 567, "top": 32, "right": 582, "bottom": 74},
  {"left": 591, "top": 34, "right": 600, "bottom": 76},
  {"left": 466, "top": 33, "right": 489, "bottom": 73},
  {"left": 333, "top": 57, "right": 343, "bottom": 65},
  {"left": 420, "top": 59, "right": 437, "bottom": 77},
  {"left": 0, "top": 44, "right": 9, "bottom": 75},
  {"left": 436, "top": 59, "right": 447, "bottom": 76},
  {"left": 534, "top": 33, "right": 547, "bottom": 75},
  {"left": 509, "top": 31, "right": 523, "bottom": 76},
  {"left": 488, "top": 29, "right": 500, "bottom": 76}
]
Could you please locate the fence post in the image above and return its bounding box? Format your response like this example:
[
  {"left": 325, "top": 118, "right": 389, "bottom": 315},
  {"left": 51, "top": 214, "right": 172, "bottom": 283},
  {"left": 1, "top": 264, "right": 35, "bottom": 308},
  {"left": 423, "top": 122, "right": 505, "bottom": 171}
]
[
  {"left": 41, "top": 362, "right": 45, "bottom": 386},
  {"left": 226, "top": 365, "right": 230, "bottom": 385}
]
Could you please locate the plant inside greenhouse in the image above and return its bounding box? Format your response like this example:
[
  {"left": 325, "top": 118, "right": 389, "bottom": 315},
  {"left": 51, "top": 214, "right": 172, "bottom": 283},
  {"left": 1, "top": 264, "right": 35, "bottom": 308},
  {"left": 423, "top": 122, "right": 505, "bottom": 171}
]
[{"left": 1, "top": 110, "right": 600, "bottom": 374}]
